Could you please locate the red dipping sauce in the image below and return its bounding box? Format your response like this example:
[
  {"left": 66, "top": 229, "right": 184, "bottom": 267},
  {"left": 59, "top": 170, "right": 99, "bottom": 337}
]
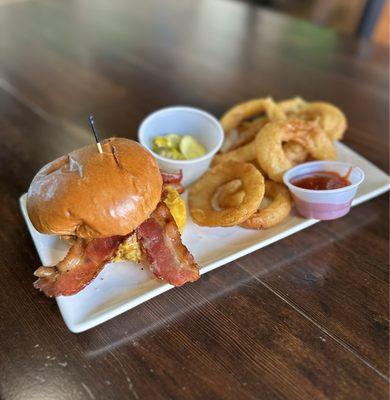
[{"left": 291, "top": 171, "right": 351, "bottom": 190}]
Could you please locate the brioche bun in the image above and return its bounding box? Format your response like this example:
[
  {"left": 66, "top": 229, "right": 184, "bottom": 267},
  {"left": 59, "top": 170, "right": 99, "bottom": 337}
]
[{"left": 27, "top": 138, "right": 162, "bottom": 238}]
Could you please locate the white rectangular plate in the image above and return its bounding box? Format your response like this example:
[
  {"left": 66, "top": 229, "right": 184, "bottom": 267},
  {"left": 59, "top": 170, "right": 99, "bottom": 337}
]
[{"left": 20, "top": 142, "right": 389, "bottom": 333}]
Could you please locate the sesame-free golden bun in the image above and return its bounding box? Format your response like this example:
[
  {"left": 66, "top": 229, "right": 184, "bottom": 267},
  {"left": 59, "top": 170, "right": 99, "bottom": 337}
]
[{"left": 27, "top": 138, "right": 163, "bottom": 238}]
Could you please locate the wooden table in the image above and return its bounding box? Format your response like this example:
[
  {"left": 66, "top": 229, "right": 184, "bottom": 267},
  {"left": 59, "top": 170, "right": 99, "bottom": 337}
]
[{"left": 0, "top": 0, "right": 388, "bottom": 399}]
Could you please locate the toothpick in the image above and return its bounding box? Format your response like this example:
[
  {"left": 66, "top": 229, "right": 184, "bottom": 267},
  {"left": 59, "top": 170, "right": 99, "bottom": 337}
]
[{"left": 88, "top": 115, "right": 103, "bottom": 154}]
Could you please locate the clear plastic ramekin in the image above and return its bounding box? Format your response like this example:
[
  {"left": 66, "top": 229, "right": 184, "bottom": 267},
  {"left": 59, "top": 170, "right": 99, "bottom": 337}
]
[{"left": 283, "top": 161, "right": 365, "bottom": 220}]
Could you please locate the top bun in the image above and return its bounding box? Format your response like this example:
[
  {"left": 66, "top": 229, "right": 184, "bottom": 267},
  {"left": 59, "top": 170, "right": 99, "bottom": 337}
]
[{"left": 27, "top": 138, "right": 162, "bottom": 238}]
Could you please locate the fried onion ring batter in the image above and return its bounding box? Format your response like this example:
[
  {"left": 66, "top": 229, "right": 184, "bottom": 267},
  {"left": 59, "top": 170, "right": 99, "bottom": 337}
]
[
  {"left": 212, "top": 140, "right": 256, "bottom": 166},
  {"left": 189, "top": 161, "right": 265, "bottom": 227},
  {"left": 240, "top": 181, "right": 292, "bottom": 229},
  {"left": 255, "top": 119, "right": 336, "bottom": 182},
  {"left": 214, "top": 139, "right": 309, "bottom": 168},
  {"left": 220, "top": 97, "right": 307, "bottom": 154},
  {"left": 283, "top": 141, "right": 308, "bottom": 165},
  {"left": 296, "top": 102, "right": 347, "bottom": 141},
  {"left": 220, "top": 97, "right": 285, "bottom": 134},
  {"left": 278, "top": 97, "right": 307, "bottom": 114},
  {"left": 219, "top": 117, "right": 269, "bottom": 153},
  {"left": 218, "top": 179, "right": 244, "bottom": 209},
  {"left": 217, "top": 180, "right": 292, "bottom": 229}
]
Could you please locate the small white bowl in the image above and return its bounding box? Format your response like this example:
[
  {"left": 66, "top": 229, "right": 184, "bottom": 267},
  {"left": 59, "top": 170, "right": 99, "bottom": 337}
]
[
  {"left": 283, "top": 161, "right": 365, "bottom": 220},
  {"left": 138, "top": 106, "right": 223, "bottom": 187}
]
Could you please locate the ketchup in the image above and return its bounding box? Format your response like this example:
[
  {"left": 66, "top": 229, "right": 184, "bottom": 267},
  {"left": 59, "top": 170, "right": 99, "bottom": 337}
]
[{"left": 291, "top": 170, "right": 351, "bottom": 190}]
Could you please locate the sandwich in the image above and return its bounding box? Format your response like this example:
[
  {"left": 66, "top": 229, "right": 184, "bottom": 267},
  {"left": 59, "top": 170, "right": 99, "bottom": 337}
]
[{"left": 27, "top": 137, "right": 199, "bottom": 297}]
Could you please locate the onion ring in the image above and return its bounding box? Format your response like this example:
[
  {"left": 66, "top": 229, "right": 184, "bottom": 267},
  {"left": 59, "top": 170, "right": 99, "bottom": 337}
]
[
  {"left": 220, "top": 97, "right": 285, "bottom": 134},
  {"left": 283, "top": 141, "right": 308, "bottom": 165},
  {"left": 295, "top": 102, "right": 347, "bottom": 141},
  {"left": 219, "top": 128, "right": 240, "bottom": 154},
  {"left": 188, "top": 161, "right": 265, "bottom": 227},
  {"left": 214, "top": 137, "right": 310, "bottom": 168},
  {"left": 278, "top": 97, "right": 307, "bottom": 114},
  {"left": 220, "top": 117, "right": 269, "bottom": 153},
  {"left": 219, "top": 97, "right": 307, "bottom": 154},
  {"left": 255, "top": 119, "right": 336, "bottom": 182},
  {"left": 212, "top": 140, "right": 256, "bottom": 166},
  {"left": 218, "top": 179, "right": 244, "bottom": 209},
  {"left": 217, "top": 180, "right": 292, "bottom": 229},
  {"left": 277, "top": 96, "right": 308, "bottom": 165},
  {"left": 231, "top": 97, "right": 307, "bottom": 149},
  {"left": 240, "top": 180, "right": 292, "bottom": 229},
  {"left": 304, "top": 123, "right": 338, "bottom": 161}
]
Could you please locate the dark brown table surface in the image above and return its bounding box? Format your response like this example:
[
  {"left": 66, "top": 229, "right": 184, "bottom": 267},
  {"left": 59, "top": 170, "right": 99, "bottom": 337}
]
[{"left": 0, "top": 0, "right": 389, "bottom": 399}]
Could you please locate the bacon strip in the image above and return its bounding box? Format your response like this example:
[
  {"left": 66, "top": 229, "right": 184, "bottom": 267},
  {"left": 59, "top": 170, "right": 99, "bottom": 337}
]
[
  {"left": 161, "top": 169, "right": 184, "bottom": 196},
  {"left": 33, "top": 181, "right": 198, "bottom": 296},
  {"left": 160, "top": 169, "right": 183, "bottom": 184},
  {"left": 137, "top": 202, "right": 199, "bottom": 286},
  {"left": 33, "top": 236, "right": 124, "bottom": 297}
]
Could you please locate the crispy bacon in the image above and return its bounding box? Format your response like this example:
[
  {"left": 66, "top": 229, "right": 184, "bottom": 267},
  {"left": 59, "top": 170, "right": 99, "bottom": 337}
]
[
  {"left": 161, "top": 170, "right": 184, "bottom": 197},
  {"left": 160, "top": 169, "right": 183, "bottom": 184},
  {"left": 33, "top": 236, "right": 124, "bottom": 297},
  {"left": 137, "top": 202, "right": 199, "bottom": 286},
  {"left": 33, "top": 178, "right": 198, "bottom": 296}
]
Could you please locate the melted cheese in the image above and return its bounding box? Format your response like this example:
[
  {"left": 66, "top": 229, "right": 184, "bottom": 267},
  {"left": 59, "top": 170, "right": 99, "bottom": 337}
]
[{"left": 113, "top": 188, "right": 186, "bottom": 263}]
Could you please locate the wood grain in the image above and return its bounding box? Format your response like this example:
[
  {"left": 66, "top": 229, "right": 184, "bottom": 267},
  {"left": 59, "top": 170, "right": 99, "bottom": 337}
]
[
  {"left": 236, "top": 195, "right": 389, "bottom": 375},
  {"left": 0, "top": 0, "right": 388, "bottom": 399}
]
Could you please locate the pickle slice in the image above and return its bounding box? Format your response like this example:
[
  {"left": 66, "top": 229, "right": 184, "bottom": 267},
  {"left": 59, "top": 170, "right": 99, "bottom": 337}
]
[
  {"left": 165, "top": 134, "right": 181, "bottom": 149},
  {"left": 154, "top": 147, "right": 186, "bottom": 160},
  {"left": 179, "top": 135, "right": 206, "bottom": 159},
  {"left": 153, "top": 134, "right": 181, "bottom": 149}
]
